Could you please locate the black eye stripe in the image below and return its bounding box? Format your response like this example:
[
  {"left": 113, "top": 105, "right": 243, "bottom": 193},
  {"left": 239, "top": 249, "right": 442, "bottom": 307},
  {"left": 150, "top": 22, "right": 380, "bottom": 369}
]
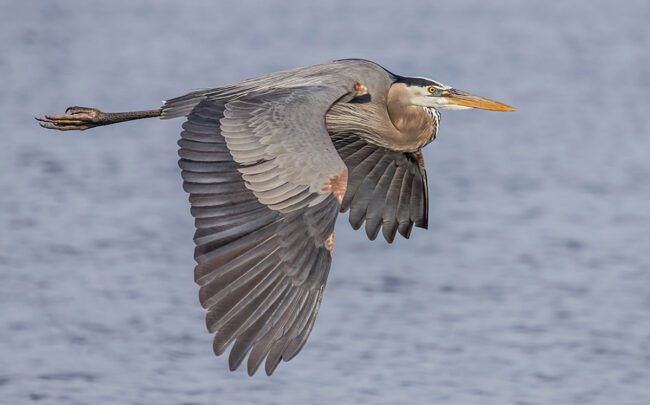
[{"left": 394, "top": 76, "right": 443, "bottom": 88}]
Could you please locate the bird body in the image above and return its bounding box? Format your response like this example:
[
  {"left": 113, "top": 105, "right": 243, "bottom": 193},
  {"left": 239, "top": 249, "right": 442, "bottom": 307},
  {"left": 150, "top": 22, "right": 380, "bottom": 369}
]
[
  {"left": 37, "top": 59, "right": 514, "bottom": 375},
  {"left": 165, "top": 60, "right": 440, "bottom": 152}
]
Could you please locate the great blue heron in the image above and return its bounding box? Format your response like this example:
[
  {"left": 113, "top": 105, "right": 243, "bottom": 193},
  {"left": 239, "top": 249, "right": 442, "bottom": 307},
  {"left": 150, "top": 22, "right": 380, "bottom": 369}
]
[{"left": 37, "top": 59, "right": 514, "bottom": 376}]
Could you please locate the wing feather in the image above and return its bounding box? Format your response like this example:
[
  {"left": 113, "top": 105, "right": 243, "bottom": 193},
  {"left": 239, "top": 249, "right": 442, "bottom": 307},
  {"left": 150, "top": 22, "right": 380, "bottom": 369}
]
[
  {"left": 164, "top": 60, "right": 398, "bottom": 374},
  {"left": 364, "top": 161, "right": 397, "bottom": 240},
  {"left": 381, "top": 166, "right": 406, "bottom": 242},
  {"left": 174, "top": 95, "right": 348, "bottom": 375},
  {"left": 332, "top": 134, "right": 429, "bottom": 242},
  {"left": 348, "top": 154, "right": 391, "bottom": 229}
]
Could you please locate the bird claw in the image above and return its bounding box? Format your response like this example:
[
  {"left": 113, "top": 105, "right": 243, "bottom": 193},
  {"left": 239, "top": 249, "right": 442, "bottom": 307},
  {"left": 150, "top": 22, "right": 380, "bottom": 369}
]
[{"left": 35, "top": 106, "right": 105, "bottom": 131}]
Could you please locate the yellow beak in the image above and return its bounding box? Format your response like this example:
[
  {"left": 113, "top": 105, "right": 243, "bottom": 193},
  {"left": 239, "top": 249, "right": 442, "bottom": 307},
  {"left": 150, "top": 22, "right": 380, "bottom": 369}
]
[{"left": 444, "top": 89, "right": 516, "bottom": 112}]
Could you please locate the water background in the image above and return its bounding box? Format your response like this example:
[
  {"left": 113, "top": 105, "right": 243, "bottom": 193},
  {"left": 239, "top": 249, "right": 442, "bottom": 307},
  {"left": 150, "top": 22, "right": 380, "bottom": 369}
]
[{"left": 1, "top": 1, "right": 649, "bottom": 404}]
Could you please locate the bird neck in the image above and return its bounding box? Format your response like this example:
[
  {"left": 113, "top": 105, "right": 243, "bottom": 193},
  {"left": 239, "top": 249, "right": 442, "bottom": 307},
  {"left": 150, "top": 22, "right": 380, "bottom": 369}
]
[
  {"left": 384, "top": 83, "right": 440, "bottom": 148},
  {"left": 387, "top": 102, "right": 439, "bottom": 147},
  {"left": 325, "top": 102, "right": 437, "bottom": 152}
]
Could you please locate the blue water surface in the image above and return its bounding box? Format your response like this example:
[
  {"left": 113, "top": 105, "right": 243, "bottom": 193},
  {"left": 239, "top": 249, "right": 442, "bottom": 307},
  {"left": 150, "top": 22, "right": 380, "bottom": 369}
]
[{"left": 1, "top": 1, "right": 649, "bottom": 404}]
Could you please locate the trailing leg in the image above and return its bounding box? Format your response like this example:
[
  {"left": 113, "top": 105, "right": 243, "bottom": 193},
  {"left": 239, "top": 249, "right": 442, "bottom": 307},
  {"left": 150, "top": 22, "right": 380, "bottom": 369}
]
[{"left": 36, "top": 106, "right": 162, "bottom": 131}]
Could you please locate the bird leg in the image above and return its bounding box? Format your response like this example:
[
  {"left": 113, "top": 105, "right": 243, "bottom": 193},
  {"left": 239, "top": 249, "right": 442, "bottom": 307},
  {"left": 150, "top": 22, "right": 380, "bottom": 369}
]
[{"left": 36, "top": 106, "right": 162, "bottom": 131}]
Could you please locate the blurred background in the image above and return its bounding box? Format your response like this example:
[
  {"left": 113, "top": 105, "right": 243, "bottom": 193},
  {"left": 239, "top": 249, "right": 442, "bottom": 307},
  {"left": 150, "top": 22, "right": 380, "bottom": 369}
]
[{"left": 1, "top": 0, "right": 649, "bottom": 404}]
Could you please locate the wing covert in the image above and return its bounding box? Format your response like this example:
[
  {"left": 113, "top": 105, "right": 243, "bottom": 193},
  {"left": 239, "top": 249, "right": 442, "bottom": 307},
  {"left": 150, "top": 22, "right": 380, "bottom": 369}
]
[{"left": 219, "top": 87, "right": 350, "bottom": 211}]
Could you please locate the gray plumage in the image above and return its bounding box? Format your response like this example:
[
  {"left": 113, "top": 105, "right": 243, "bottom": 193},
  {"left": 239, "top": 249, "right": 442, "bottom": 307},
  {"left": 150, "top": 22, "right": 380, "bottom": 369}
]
[{"left": 37, "top": 58, "right": 515, "bottom": 376}]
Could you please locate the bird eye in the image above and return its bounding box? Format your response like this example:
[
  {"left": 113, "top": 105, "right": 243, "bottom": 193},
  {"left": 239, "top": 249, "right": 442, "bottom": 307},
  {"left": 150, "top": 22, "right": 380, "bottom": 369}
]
[{"left": 427, "top": 87, "right": 437, "bottom": 94}]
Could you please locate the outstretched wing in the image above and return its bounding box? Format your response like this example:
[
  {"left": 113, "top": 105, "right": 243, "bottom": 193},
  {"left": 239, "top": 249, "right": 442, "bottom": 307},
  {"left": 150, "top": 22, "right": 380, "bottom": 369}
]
[
  {"left": 171, "top": 83, "right": 359, "bottom": 375},
  {"left": 332, "top": 134, "right": 429, "bottom": 243}
]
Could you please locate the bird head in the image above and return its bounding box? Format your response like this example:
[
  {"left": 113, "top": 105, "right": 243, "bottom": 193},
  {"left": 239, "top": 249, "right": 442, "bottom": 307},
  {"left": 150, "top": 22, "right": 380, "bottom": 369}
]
[{"left": 393, "top": 76, "right": 515, "bottom": 112}]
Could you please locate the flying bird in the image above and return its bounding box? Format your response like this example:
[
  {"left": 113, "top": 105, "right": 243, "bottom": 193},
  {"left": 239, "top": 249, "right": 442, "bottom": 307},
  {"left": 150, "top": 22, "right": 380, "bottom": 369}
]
[{"left": 37, "top": 59, "right": 515, "bottom": 375}]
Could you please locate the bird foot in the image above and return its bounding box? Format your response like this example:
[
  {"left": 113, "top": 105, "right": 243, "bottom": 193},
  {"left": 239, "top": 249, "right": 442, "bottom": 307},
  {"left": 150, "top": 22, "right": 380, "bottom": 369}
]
[{"left": 36, "top": 106, "right": 107, "bottom": 131}]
